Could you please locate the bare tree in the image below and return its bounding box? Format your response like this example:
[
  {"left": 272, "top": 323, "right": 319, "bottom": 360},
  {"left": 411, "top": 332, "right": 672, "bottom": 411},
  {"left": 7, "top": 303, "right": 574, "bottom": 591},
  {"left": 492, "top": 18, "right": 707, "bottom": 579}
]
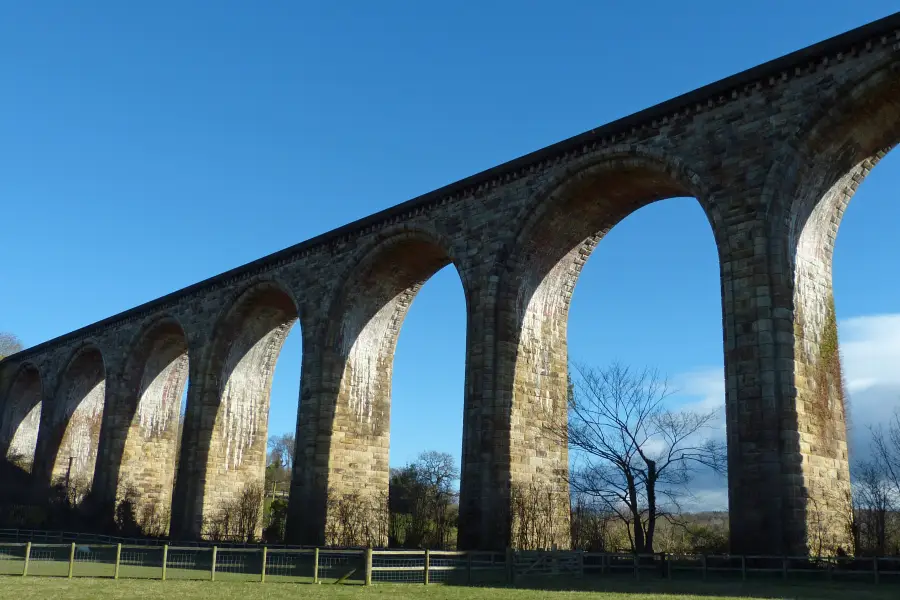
[
  {"left": 858, "top": 409, "right": 900, "bottom": 556},
  {"left": 510, "top": 481, "right": 564, "bottom": 549},
  {"left": 204, "top": 482, "right": 265, "bottom": 542},
  {"left": 265, "top": 433, "right": 295, "bottom": 493},
  {"left": 0, "top": 332, "right": 23, "bottom": 359},
  {"left": 556, "top": 363, "right": 726, "bottom": 554},
  {"left": 871, "top": 409, "right": 900, "bottom": 498},
  {"left": 267, "top": 433, "right": 295, "bottom": 471},
  {"left": 236, "top": 483, "right": 265, "bottom": 542},
  {"left": 326, "top": 489, "right": 389, "bottom": 547},
  {"left": 570, "top": 492, "right": 620, "bottom": 551},
  {"left": 852, "top": 459, "right": 894, "bottom": 556}
]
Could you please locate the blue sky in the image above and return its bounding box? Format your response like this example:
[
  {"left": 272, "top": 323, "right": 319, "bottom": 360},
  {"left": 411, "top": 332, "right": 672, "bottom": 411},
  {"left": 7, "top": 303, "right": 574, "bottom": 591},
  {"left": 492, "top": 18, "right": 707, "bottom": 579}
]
[{"left": 3, "top": 2, "right": 900, "bottom": 502}]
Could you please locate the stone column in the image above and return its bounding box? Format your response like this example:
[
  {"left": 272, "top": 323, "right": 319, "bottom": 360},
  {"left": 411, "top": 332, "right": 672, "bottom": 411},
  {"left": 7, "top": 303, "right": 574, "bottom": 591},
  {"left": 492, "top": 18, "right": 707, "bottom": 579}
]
[
  {"left": 28, "top": 386, "right": 58, "bottom": 490},
  {"left": 286, "top": 321, "right": 332, "bottom": 546},
  {"left": 456, "top": 282, "right": 515, "bottom": 550},
  {"left": 458, "top": 272, "right": 571, "bottom": 551},
  {"left": 720, "top": 205, "right": 851, "bottom": 555},
  {"left": 168, "top": 360, "right": 208, "bottom": 540},
  {"left": 91, "top": 375, "right": 129, "bottom": 504},
  {"left": 287, "top": 294, "right": 401, "bottom": 548}
]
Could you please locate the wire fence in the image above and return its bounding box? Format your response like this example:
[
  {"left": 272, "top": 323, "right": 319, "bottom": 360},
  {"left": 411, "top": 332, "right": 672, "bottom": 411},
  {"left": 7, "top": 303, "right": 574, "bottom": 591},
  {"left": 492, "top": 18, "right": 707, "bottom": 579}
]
[{"left": 1, "top": 540, "right": 898, "bottom": 587}]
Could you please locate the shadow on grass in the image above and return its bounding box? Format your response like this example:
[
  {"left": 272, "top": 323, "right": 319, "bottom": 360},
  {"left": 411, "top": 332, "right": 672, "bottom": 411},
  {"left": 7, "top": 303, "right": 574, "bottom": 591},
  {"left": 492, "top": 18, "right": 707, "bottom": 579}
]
[{"left": 451, "top": 574, "right": 899, "bottom": 599}]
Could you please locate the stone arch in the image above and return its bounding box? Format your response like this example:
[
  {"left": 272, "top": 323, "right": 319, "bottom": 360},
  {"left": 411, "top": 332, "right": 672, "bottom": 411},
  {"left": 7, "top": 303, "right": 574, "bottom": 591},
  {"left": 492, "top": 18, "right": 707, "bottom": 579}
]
[
  {"left": 495, "top": 151, "right": 716, "bottom": 548},
  {"left": 318, "top": 228, "right": 466, "bottom": 545},
  {"left": 193, "top": 278, "right": 300, "bottom": 535},
  {"left": 767, "top": 62, "right": 900, "bottom": 265},
  {"left": 0, "top": 363, "right": 43, "bottom": 469},
  {"left": 36, "top": 343, "right": 106, "bottom": 494},
  {"left": 108, "top": 315, "right": 190, "bottom": 531},
  {"left": 511, "top": 148, "right": 721, "bottom": 261},
  {"left": 759, "top": 62, "right": 900, "bottom": 554}
]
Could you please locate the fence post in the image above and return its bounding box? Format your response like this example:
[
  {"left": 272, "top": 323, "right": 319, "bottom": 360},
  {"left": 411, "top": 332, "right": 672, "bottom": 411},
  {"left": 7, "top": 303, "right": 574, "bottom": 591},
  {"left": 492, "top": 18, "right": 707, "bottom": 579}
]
[
  {"left": 633, "top": 553, "right": 639, "bottom": 580},
  {"left": 313, "top": 547, "right": 320, "bottom": 584},
  {"left": 364, "top": 547, "right": 373, "bottom": 586},
  {"left": 162, "top": 545, "right": 168, "bottom": 581},
  {"left": 466, "top": 551, "right": 473, "bottom": 584},
  {"left": 666, "top": 553, "right": 672, "bottom": 580},
  {"left": 701, "top": 554, "right": 707, "bottom": 581},
  {"left": 260, "top": 547, "right": 267, "bottom": 583},
  {"left": 577, "top": 551, "right": 584, "bottom": 579},
  {"left": 22, "top": 542, "right": 31, "bottom": 577},
  {"left": 874, "top": 556, "right": 879, "bottom": 585},
  {"left": 114, "top": 543, "right": 122, "bottom": 580},
  {"left": 68, "top": 542, "right": 76, "bottom": 578},
  {"left": 782, "top": 556, "right": 788, "bottom": 581},
  {"left": 423, "top": 549, "right": 430, "bottom": 585},
  {"left": 505, "top": 548, "right": 515, "bottom": 585},
  {"left": 741, "top": 555, "right": 746, "bottom": 581},
  {"left": 211, "top": 546, "right": 218, "bottom": 581},
  {"left": 601, "top": 553, "right": 607, "bottom": 575}
]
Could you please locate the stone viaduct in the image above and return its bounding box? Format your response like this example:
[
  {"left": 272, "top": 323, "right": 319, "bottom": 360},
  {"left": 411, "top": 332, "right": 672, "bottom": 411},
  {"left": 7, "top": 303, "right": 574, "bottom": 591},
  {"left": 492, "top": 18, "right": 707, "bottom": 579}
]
[{"left": 1, "top": 14, "right": 898, "bottom": 555}]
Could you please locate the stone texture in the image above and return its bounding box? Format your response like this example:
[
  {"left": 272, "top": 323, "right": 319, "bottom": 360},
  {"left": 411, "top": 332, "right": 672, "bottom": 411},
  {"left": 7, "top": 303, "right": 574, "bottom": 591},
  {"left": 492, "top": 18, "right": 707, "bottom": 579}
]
[
  {"left": 1, "top": 15, "right": 898, "bottom": 553},
  {"left": 92, "top": 318, "right": 189, "bottom": 532},
  {"left": 31, "top": 346, "right": 106, "bottom": 494},
  {"left": 0, "top": 365, "right": 42, "bottom": 467}
]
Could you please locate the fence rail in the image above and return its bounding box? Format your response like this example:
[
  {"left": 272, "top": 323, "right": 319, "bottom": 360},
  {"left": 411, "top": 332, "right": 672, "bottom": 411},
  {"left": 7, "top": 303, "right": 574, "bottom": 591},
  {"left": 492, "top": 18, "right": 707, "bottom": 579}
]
[{"left": 0, "top": 537, "right": 898, "bottom": 588}]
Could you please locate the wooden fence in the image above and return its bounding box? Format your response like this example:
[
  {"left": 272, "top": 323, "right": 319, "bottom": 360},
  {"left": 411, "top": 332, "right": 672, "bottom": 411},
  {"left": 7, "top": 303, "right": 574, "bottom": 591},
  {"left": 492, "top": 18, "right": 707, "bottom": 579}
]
[{"left": 0, "top": 541, "right": 898, "bottom": 587}]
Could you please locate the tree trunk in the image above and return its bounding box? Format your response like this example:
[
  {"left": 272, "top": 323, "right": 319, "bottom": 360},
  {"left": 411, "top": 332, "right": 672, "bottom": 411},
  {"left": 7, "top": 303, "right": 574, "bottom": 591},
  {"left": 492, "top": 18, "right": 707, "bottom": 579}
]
[
  {"left": 644, "top": 460, "right": 657, "bottom": 553},
  {"left": 876, "top": 508, "right": 886, "bottom": 555},
  {"left": 625, "top": 473, "right": 644, "bottom": 553}
]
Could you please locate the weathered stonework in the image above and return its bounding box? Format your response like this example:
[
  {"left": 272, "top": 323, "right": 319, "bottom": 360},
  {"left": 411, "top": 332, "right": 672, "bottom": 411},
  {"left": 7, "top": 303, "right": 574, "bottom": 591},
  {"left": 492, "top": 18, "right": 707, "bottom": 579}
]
[
  {"left": 93, "top": 318, "right": 189, "bottom": 532},
  {"left": 0, "top": 365, "right": 42, "bottom": 468},
  {"left": 1, "top": 14, "right": 898, "bottom": 554},
  {"left": 31, "top": 346, "right": 106, "bottom": 494}
]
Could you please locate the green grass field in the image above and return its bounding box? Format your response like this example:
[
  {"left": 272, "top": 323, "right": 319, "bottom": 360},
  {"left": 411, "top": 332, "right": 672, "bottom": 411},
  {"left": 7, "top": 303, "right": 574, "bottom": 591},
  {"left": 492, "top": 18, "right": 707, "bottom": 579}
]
[
  {"left": 1, "top": 549, "right": 897, "bottom": 599},
  {"left": 0, "top": 576, "right": 897, "bottom": 600}
]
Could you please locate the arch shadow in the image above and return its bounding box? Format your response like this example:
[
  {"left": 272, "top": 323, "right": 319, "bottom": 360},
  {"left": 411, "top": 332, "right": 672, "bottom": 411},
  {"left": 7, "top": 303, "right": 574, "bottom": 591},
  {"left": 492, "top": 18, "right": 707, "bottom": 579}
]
[
  {"left": 0, "top": 363, "right": 44, "bottom": 467},
  {"left": 101, "top": 315, "right": 190, "bottom": 531},
  {"left": 35, "top": 343, "right": 107, "bottom": 494}
]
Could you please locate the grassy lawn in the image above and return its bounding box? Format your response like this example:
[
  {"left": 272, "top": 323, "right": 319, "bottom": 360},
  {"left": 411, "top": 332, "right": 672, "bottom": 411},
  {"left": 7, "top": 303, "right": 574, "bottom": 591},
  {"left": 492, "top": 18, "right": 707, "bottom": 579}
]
[{"left": 0, "top": 577, "right": 897, "bottom": 600}]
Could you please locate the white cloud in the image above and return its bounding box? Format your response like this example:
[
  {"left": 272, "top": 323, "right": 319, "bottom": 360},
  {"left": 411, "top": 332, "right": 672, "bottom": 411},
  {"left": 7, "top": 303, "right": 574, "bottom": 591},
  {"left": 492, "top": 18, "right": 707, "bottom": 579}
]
[
  {"left": 673, "top": 367, "right": 726, "bottom": 415},
  {"left": 670, "top": 367, "right": 727, "bottom": 443},
  {"left": 678, "top": 485, "right": 729, "bottom": 513},
  {"left": 838, "top": 314, "right": 900, "bottom": 456},
  {"left": 840, "top": 314, "right": 900, "bottom": 394}
]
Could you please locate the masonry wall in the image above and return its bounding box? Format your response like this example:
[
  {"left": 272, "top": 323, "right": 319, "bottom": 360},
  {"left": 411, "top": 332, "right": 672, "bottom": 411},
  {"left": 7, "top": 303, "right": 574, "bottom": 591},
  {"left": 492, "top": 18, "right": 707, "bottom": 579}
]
[{"left": 0, "top": 18, "right": 897, "bottom": 553}]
